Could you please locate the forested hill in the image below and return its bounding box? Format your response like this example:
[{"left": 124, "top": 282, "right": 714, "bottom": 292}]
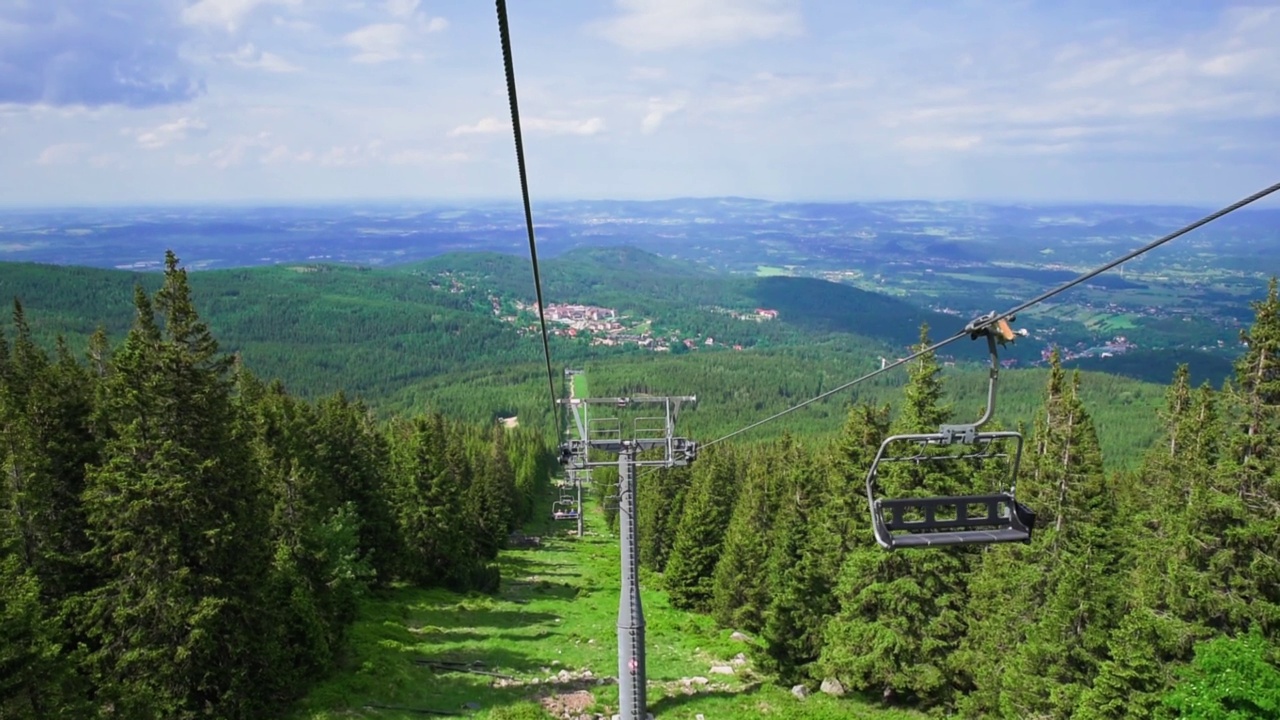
[
  {"left": 0, "top": 249, "right": 1178, "bottom": 465},
  {"left": 0, "top": 247, "right": 952, "bottom": 399},
  {"left": 413, "top": 246, "right": 953, "bottom": 349}
]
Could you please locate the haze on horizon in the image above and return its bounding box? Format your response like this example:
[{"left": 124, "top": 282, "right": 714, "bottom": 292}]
[{"left": 2, "top": 0, "right": 1278, "bottom": 209}]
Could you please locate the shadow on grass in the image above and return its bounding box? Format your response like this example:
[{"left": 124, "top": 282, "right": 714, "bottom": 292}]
[
  {"left": 411, "top": 604, "right": 564, "bottom": 631},
  {"left": 648, "top": 681, "right": 765, "bottom": 715},
  {"left": 502, "top": 579, "right": 587, "bottom": 603},
  {"left": 410, "top": 628, "right": 566, "bottom": 645},
  {"left": 499, "top": 554, "right": 583, "bottom": 580},
  {"left": 413, "top": 646, "right": 554, "bottom": 677}
]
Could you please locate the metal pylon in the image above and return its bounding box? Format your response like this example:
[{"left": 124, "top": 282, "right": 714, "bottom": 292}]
[{"left": 557, "top": 394, "right": 698, "bottom": 720}]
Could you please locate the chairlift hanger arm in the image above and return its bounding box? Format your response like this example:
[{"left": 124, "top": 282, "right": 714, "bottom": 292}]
[{"left": 936, "top": 313, "right": 1025, "bottom": 442}]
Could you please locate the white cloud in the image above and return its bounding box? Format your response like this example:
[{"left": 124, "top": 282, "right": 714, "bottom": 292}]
[
  {"left": 1198, "top": 51, "right": 1260, "bottom": 78},
  {"left": 225, "top": 44, "right": 302, "bottom": 73},
  {"left": 260, "top": 144, "right": 295, "bottom": 164},
  {"left": 526, "top": 117, "right": 606, "bottom": 135},
  {"left": 641, "top": 97, "right": 685, "bottom": 134},
  {"left": 384, "top": 0, "right": 447, "bottom": 29},
  {"left": 254, "top": 142, "right": 465, "bottom": 167},
  {"left": 897, "top": 134, "right": 983, "bottom": 152},
  {"left": 319, "top": 141, "right": 384, "bottom": 167},
  {"left": 135, "top": 117, "right": 209, "bottom": 149},
  {"left": 596, "top": 0, "right": 802, "bottom": 52},
  {"left": 37, "top": 143, "right": 89, "bottom": 165},
  {"left": 88, "top": 153, "right": 124, "bottom": 169},
  {"left": 449, "top": 117, "right": 508, "bottom": 136},
  {"left": 864, "top": 5, "right": 1280, "bottom": 161},
  {"left": 449, "top": 116, "right": 605, "bottom": 137},
  {"left": 183, "top": 0, "right": 300, "bottom": 32},
  {"left": 387, "top": 0, "right": 420, "bottom": 19},
  {"left": 343, "top": 3, "right": 448, "bottom": 63},
  {"left": 628, "top": 66, "right": 667, "bottom": 81},
  {"left": 343, "top": 23, "right": 413, "bottom": 63},
  {"left": 2, "top": 0, "right": 202, "bottom": 108},
  {"left": 272, "top": 16, "right": 315, "bottom": 31},
  {"left": 386, "top": 148, "right": 471, "bottom": 165},
  {"left": 208, "top": 132, "right": 272, "bottom": 168}
]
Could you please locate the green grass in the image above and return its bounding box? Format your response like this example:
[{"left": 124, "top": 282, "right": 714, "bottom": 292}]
[
  {"left": 289, "top": 502, "right": 925, "bottom": 720},
  {"left": 755, "top": 265, "right": 790, "bottom": 277}
]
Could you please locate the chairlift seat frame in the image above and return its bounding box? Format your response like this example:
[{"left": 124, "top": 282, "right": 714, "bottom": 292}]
[
  {"left": 551, "top": 499, "right": 579, "bottom": 521},
  {"left": 865, "top": 315, "right": 1037, "bottom": 550}
]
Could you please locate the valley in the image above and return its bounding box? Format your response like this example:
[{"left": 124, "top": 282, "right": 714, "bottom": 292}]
[
  {"left": 0, "top": 244, "right": 1170, "bottom": 469},
  {"left": 2, "top": 198, "right": 1269, "bottom": 391},
  {"left": 2, "top": 199, "right": 1277, "bottom": 720}
]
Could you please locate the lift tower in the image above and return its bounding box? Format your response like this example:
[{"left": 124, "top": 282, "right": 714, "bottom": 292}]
[
  {"left": 558, "top": 395, "right": 698, "bottom": 720},
  {"left": 562, "top": 369, "right": 590, "bottom": 538}
]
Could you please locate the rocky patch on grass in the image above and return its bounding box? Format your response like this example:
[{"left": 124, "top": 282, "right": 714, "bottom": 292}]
[{"left": 539, "top": 689, "right": 595, "bottom": 718}]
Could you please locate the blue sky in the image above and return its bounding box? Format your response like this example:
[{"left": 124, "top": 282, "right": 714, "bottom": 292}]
[{"left": 1, "top": 0, "right": 1277, "bottom": 206}]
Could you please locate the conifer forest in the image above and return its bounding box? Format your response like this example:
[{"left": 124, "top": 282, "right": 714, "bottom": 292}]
[{"left": 3, "top": 252, "right": 1280, "bottom": 719}]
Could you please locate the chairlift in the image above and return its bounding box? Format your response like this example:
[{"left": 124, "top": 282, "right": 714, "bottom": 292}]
[
  {"left": 865, "top": 313, "right": 1037, "bottom": 550},
  {"left": 551, "top": 499, "right": 579, "bottom": 521}
]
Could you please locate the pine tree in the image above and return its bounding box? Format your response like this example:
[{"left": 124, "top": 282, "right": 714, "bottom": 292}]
[
  {"left": 239, "top": 376, "right": 376, "bottom": 695},
  {"left": 1231, "top": 277, "right": 1280, "bottom": 481},
  {"left": 1213, "top": 276, "right": 1280, "bottom": 634},
  {"left": 757, "top": 436, "right": 834, "bottom": 685},
  {"left": 392, "top": 414, "right": 477, "bottom": 589},
  {"left": 314, "top": 392, "right": 400, "bottom": 584},
  {"left": 1081, "top": 367, "right": 1222, "bottom": 716},
  {"left": 2, "top": 314, "right": 92, "bottom": 716},
  {"left": 664, "top": 445, "right": 741, "bottom": 612},
  {"left": 710, "top": 446, "right": 781, "bottom": 633},
  {"left": 820, "top": 325, "right": 972, "bottom": 707},
  {"left": 0, "top": 554, "right": 82, "bottom": 719},
  {"left": 637, "top": 464, "right": 690, "bottom": 573},
  {"left": 469, "top": 426, "right": 517, "bottom": 560},
  {"left": 81, "top": 254, "right": 276, "bottom": 718},
  {"left": 0, "top": 304, "right": 96, "bottom": 715},
  {"left": 818, "top": 401, "right": 890, "bottom": 578},
  {"left": 972, "top": 354, "right": 1121, "bottom": 717}
]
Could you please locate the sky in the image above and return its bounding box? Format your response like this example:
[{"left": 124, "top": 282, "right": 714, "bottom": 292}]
[{"left": 1, "top": 0, "right": 1278, "bottom": 207}]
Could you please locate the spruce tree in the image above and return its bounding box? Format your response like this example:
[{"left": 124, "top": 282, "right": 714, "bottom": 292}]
[
  {"left": 469, "top": 426, "right": 517, "bottom": 559},
  {"left": 81, "top": 255, "right": 275, "bottom": 718},
  {"left": 820, "top": 324, "right": 972, "bottom": 707},
  {"left": 664, "top": 445, "right": 741, "bottom": 612},
  {"left": 392, "top": 414, "right": 476, "bottom": 589},
  {"left": 1214, "top": 276, "right": 1280, "bottom": 633},
  {"left": 637, "top": 464, "right": 690, "bottom": 573},
  {"left": 2, "top": 314, "right": 92, "bottom": 717},
  {"left": 972, "top": 355, "right": 1121, "bottom": 717},
  {"left": 0, "top": 305, "right": 96, "bottom": 714},
  {"left": 757, "top": 435, "right": 834, "bottom": 685},
  {"left": 710, "top": 446, "right": 780, "bottom": 633},
  {"left": 1081, "top": 367, "right": 1222, "bottom": 716},
  {"left": 313, "top": 392, "right": 401, "bottom": 585},
  {"left": 0, "top": 554, "right": 83, "bottom": 719}
]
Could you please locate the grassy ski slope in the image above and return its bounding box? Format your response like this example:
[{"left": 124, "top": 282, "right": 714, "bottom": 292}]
[{"left": 289, "top": 500, "right": 923, "bottom": 720}]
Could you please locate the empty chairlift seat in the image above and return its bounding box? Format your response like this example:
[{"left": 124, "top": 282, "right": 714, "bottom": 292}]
[
  {"left": 864, "top": 313, "right": 1038, "bottom": 550},
  {"left": 872, "top": 489, "right": 1036, "bottom": 549}
]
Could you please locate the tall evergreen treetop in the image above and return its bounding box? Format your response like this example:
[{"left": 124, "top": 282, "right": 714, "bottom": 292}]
[{"left": 898, "top": 323, "right": 949, "bottom": 434}]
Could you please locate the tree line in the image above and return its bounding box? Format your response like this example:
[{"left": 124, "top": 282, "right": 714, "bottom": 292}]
[
  {"left": 0, "top": 252, "right": 554, "bottom": 719},
  {"left": 630, "top": 281, "right": 1280, "bottom": 718}
]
